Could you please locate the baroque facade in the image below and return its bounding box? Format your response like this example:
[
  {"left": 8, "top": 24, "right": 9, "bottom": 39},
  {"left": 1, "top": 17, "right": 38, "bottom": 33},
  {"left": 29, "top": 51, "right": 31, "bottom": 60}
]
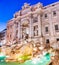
[{"left": 6, "top": 1, "right": 59, "bottom": 49}]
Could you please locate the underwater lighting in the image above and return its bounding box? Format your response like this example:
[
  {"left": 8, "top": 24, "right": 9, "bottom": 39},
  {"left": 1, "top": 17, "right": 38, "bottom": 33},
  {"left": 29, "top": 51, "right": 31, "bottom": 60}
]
[{"left": 32, "top": 58, "right": 40, "bottom": 64}]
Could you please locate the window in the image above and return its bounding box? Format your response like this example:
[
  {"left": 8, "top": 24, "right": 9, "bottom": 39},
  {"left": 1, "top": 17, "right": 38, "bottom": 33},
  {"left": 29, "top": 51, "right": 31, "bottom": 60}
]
[
  {"left": 37, "top": 30, "right": 38, "bottom": 36},
  {"left": 56, "top": 38, "right": 59, "bottom": 41},
  {"left": 34, "top": 26, "right": 35, "bottom": 30},
  {"left": 33, "top": 25, "right": 38, "bottom": 36},
  {"left": 55, "top": 25, "right": 59, "bottom": 31},
  {"left": 10, "top": 34, "right": 11, "bottom": 38},
  {"left": 46, "top": 39, "right": 50, "bottom": 44},
  {"left": 45, "top": 14, "right": 47, "bottom": 18},
  {"left": 45, "top": 27, "right": 48, "bottom": 33},
  {"left": 34, "top": 30, "right": 38, "bottom": 36},
  {"left": 34, "top": 25, "right": 38, "bottom": 31},
  {"left": 53, "top": 11, "right": 56, "bottom": 16},
  {"left": 33, "top": 17, "right": 38, "bottom": 23},
  {"left": 25, "top": 34, "right": 29, "bottom": 39},
  {"left": 34, "top": 32, "right": 35, "bottom": 36}
]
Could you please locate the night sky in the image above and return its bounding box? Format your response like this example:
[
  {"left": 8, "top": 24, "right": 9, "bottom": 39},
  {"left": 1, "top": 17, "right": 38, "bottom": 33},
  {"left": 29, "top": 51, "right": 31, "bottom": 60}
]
[{"left": 0, "top": 0, "right": 58, "bottom": 31}]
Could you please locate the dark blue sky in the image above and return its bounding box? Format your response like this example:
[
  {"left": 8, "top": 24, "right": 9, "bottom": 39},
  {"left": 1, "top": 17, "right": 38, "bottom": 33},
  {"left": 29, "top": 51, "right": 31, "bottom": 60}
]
[{"left": 0, "top": 0, "right": 58, "bottom": 31}]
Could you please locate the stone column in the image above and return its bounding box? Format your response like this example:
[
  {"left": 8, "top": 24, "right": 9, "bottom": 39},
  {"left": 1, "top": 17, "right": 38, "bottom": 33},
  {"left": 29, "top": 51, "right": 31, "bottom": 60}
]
[
  {"left": 38, "top": 15, "right": 41, "bottom": 37},
  {"left": 29, "top": 15, "right": 33, "bottom": 38},
  {"left": 11, "top": 25, "right": 14, "bottom": 44},
  {"left": 12, "top": 22, "right": 17, "bottom": 43},
  {"left": 20, "top": 23, "right": 22, "bottom": 39},
  {"left": 18, "top": 21, "right": 21, "bottom": 40},
  {"left": 38, "top": 14, "right": 44, "bottom": 45},
  {"left": 48, "top": 12, "right": 55, "bottom": 45},
  {"left": 57, "top": 9, "right": 59, "bottom": 28}
]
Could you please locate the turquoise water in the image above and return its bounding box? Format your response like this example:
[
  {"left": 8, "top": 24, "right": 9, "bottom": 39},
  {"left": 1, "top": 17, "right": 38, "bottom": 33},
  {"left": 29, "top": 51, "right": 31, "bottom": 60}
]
[
  {"left": 0, "top": 53, "right": 51, "bottom": 65},
  {"left": 0, "top": 54, "right": 6, "bottom": 61},
  {"left": 21, "top": 53, "right": 51, "bottom": 65}
]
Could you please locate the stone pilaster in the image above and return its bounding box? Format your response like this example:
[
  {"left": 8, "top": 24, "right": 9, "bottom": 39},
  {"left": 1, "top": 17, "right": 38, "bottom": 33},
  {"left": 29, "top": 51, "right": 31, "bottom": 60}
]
[
  {"left": 18, "top": 21, "right": 21, "bottom": 40},
  {"left": 12, "top": 22, "right": 17, "bottom": 43},
  {"left": 29, "top": 15, "right": 33, "bottom": 38},
  {"left": 38, "top": 15, "right": 42, "bottom": 37},
  {"left": 20, "top": 23, "right": 22, "bottom": 39},
  {"left": 38, "top": 14, "right": 45, "bottom": 44},
  {"left": 49, "top": 12, "right": 55, "bottom": 45}
]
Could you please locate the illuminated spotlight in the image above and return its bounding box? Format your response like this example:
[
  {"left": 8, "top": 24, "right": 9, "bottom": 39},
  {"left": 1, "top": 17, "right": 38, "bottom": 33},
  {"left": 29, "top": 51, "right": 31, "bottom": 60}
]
[
  {"left": 33, "top": 48, "right": 37, "bottom": 51},
  {"left": 0, "top": 53, "right": 5, "bottom": 57},
  {"left": 42, "top": 51, "right": 47, "bottom": 55},
  {"left": 33, "top": 44, "right": 36, "bottom": 47},
  {"left": 39, "top": 46, "right": 44, "bottom": 50},
  {"left": 32, "top": 58, "right": 43, "bottom": 64},
  {"left": 24, "top": 40, "right": 27, "bottom": 44},
  {"left": 32, "top": 58, "right": 39, "bottom": 64}
]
